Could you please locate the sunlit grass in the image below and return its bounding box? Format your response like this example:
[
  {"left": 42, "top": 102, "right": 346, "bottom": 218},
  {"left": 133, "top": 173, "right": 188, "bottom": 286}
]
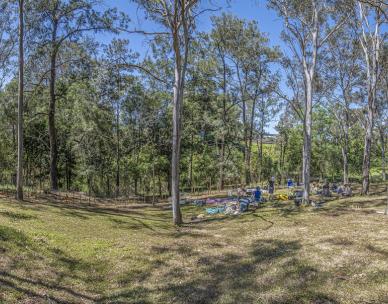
[{"left": 0, "top": 184, "right": 387, "bottom": 303}]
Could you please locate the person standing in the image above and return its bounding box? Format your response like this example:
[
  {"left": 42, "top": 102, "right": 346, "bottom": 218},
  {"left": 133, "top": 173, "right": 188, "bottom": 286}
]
[
  {"left": 254, "top": 186, "right": 262, "bottom": 203},
  {"left": 287, "top": 178, "right": 293, "bottom": 188},
  {"left": 268, "top": 177, "right": 275, "bottom": 200}
]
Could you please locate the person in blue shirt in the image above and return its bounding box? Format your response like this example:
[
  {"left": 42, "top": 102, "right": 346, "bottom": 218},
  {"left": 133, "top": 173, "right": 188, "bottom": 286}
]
[
  {"left": 254, "top": 186, "right": 262, "bottom": 203},
  {"left": 287, "top": 178, "right": 293, "bottom": 188}
]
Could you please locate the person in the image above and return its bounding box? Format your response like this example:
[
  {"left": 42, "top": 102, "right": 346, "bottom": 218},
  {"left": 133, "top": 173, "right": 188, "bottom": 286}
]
[
  {"left": 268, "top": 177, "right": 275, "bottom": 200},
  {"left": 287, "top": 178, "right": 293, "bottom": 188},
  {"left": 322, "top": 181, "right": 331, "bottom": 197},
  {"left": 254, "top": 186, "right": 262, "bottom": 203},
  {"left": 237, "top": 185, "right": 246, "bottom": 199},
  {"left": 343, "top": 184, "right": 352, "bottom": 197},
  {"left": 337, "top": 185, "right": 344, "bottom": 195}
]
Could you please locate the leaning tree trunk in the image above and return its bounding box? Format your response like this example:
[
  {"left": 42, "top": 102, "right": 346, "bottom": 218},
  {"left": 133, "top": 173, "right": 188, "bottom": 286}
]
[{"left": 16, "top": 0, "right": 24, "bottom": 201}]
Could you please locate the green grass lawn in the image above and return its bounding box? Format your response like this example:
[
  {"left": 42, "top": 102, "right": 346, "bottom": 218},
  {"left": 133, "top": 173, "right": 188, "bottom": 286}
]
[{"left": 0, "top": 185, "right": 387, "bottom": 304}]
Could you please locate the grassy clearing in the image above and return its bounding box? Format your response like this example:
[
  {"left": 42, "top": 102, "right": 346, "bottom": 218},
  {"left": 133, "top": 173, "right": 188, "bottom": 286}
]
[{"left": 0, "top": 184, "right": 387, "bottom": 304}]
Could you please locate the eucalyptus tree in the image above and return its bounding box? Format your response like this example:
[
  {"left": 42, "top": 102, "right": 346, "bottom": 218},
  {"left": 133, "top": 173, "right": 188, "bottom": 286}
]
[
  {"left": 354, "top": 1, "right": 385, "bottom": 194},
  {"left": 256, "top": 94, "right": 280, "bottom": 182},
  {"left": 29, "top": 0, "right": 123, "bottom": 191},
  {"left": 210, "top": 14, "right": 280, "bottom": 185},
  {"left": 209, "top": 17, "right": 234, "bottom": 190},
  {"left": 268, "top": 0, "right": 348, "bottom": 203},
  {"left": 16, "top": 0, "right": 24, "bottom": 200},
  {"left": 98, "top": 39, "right": 138, "bottom": 196},
  {"left": 376, "top": 42, "right": 387, "bottom": 182},
  {"left": 326, "top": 24, "right": 363, "bottom": 184},
  {"left": 133, "top": 0, "right": 203, "bottom": 225}
]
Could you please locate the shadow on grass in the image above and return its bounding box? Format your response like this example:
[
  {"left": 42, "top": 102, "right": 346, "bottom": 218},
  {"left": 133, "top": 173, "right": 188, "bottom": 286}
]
[
  {"left": 366, "top": 244, "right": 388, "bottom": 258},
  {"left": 323, "top": 237, "right": 354, "bottom": 246},
  {"left": 0, "top": 225, "right": 101, "bottom": 303},
  {"left": 2, "top": 197, "right": 173, "bottom": 232},
  {"left": 110, "top": 217, "right": 155, "bottom": 231},
  {"left": 100, "top": 239, "right": 339, "bottom": 304},
  {"left": 0, "top": 210, "right": 37, "bottom": 221}
]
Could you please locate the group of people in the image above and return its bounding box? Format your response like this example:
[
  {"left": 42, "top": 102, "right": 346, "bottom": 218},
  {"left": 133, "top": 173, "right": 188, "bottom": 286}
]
[
  {"left": 237, "top": 176, "right": 276, "bottom": 203},
  {"left": 312, "top": 181, "right": 352, "bottom": 197},
  {"left": 236, "top": 177, "right": 352, "bottom": 203}
]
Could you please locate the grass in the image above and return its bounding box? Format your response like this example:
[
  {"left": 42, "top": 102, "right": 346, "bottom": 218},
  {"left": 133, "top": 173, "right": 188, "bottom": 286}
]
[{"left": 0, "top": 184, "right": 387, "bottom": 304}]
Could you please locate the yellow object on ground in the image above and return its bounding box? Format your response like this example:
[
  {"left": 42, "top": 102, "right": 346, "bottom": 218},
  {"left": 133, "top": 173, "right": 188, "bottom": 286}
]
[{"left": 276, "top": 194, "right": 289, "bottom": 201}]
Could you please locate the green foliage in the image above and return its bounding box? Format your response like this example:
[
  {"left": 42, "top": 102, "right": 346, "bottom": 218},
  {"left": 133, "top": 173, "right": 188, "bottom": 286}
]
[{"left": 0, "top": 4, "right": 385, "bottom": 196}]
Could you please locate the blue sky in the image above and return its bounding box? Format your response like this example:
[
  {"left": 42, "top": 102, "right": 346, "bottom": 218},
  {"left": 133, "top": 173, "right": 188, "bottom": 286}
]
[
  {"left": 99, "top": 0, "right": 285, "bottom": 52},
  {"left": 98, "top": 0, "right": 286, "bottom": 133}
]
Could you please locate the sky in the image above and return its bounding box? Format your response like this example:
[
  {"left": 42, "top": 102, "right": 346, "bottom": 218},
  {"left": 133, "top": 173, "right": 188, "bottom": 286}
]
[{"left": 97, "top": 0, "right": 287, "bottom": 133}]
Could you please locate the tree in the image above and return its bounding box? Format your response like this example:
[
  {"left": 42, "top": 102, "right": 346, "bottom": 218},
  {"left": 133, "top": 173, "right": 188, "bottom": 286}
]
[
  {"left": 269, "top": 0, "right": 348, "bottom": 203},
  {"left": 16, "top": 0, "right": 24, "bottom": 200},
  {"left": 376, "top": 42, "right": 387, "bottom": 182},
  {"left": 326, "top": 24, "right": 362, "bottom": 184},
  {"left": 30, "top": 0, "right": 121, "bottom": 191},
  {"left": 134, "top": 0, "right": 200, "bottom": 225},
  {"left": 210, "top": 14, "right": 280, "bottom": 185},
  {"left": 355, "top": 1, "right": 385, "bottom": 194}
]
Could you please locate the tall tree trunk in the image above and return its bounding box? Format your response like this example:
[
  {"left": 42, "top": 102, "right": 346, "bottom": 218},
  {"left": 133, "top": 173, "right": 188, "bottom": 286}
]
[
  {"left": 359, "top": 3, "right": 380, "bottom": 194},
  {"left": 171, "top": 64, "right": 183, "bottom": 225},
  {"left": 158, "top": 175, "right": 162, "bottom": 198},
  {"left": 342, "top": 103, "right": 350, "bottom": 185},
  {"left": 302, "top": 81, "right": 313, "bottom": 204},
  {"left": 248, "top": 98, "right": 257, "bottom": 183},
  {"left": 189, "top": 133, "right": 193, "bottom": 190},
  {"left": 219, "top": 55, "right": 227, "bottom": 190},
  {"left": 300, "top": 5, "right": 319, "bottom": 204},
  {"left": 379, "top": 127, "right": 386, "bottom": 182},
  {"left": 281, "top": 133, "right": 288, "bottom": 184},
  {"left": 342, "top": 146, "right": 349, "bottom": 185},
  {"left": 242, "top": 98, "right": 249, "bottom": 185},
  {"left": 219, "top": 133, "right": 225, "bottom": 190},
  {"left": 16, "top": 0, "right": 24, "bottom": 201},
  {"left": 116, "top": 107, "right": 120, "bottom": 197},
  {"left": 170, "top": 7, "right": 191, "bottom": 225},
  {"left": 167, "top": 169, "right": 171, "bottom": 197},
  {"left": 258, "top": 126, "right": 264, "bottom": 182},
  {"left": 49, "top": 25, "right": 58, "bottom": 191},
  {"left": 361, "top": 92, "right": 374, "bottom": 194}
]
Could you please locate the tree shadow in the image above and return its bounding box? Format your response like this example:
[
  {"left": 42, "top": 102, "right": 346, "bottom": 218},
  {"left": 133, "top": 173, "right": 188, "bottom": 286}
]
[
  {"left": 157, "top": 239, "right": 338, "bottom": 304},
  {"left": 100, "top": 238, "right": 339, "bottom": 304},
  {"left": 323, "top": 237, "right": 354, "bottom": 246},
  {"left": 366, "top": 244, "right": 388, "bottom": 258},
  {"left": 8, "top": 197, "right": 173, "bottom": 226},
  {"left": 110, "top": 217, "right": 155, "bottom": 231},
  {"left": 0, "top": 210, "right": 37, "bottom": 221},
  {"left": 0, "top": 225, "right": 101, "bottom": 303}
]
